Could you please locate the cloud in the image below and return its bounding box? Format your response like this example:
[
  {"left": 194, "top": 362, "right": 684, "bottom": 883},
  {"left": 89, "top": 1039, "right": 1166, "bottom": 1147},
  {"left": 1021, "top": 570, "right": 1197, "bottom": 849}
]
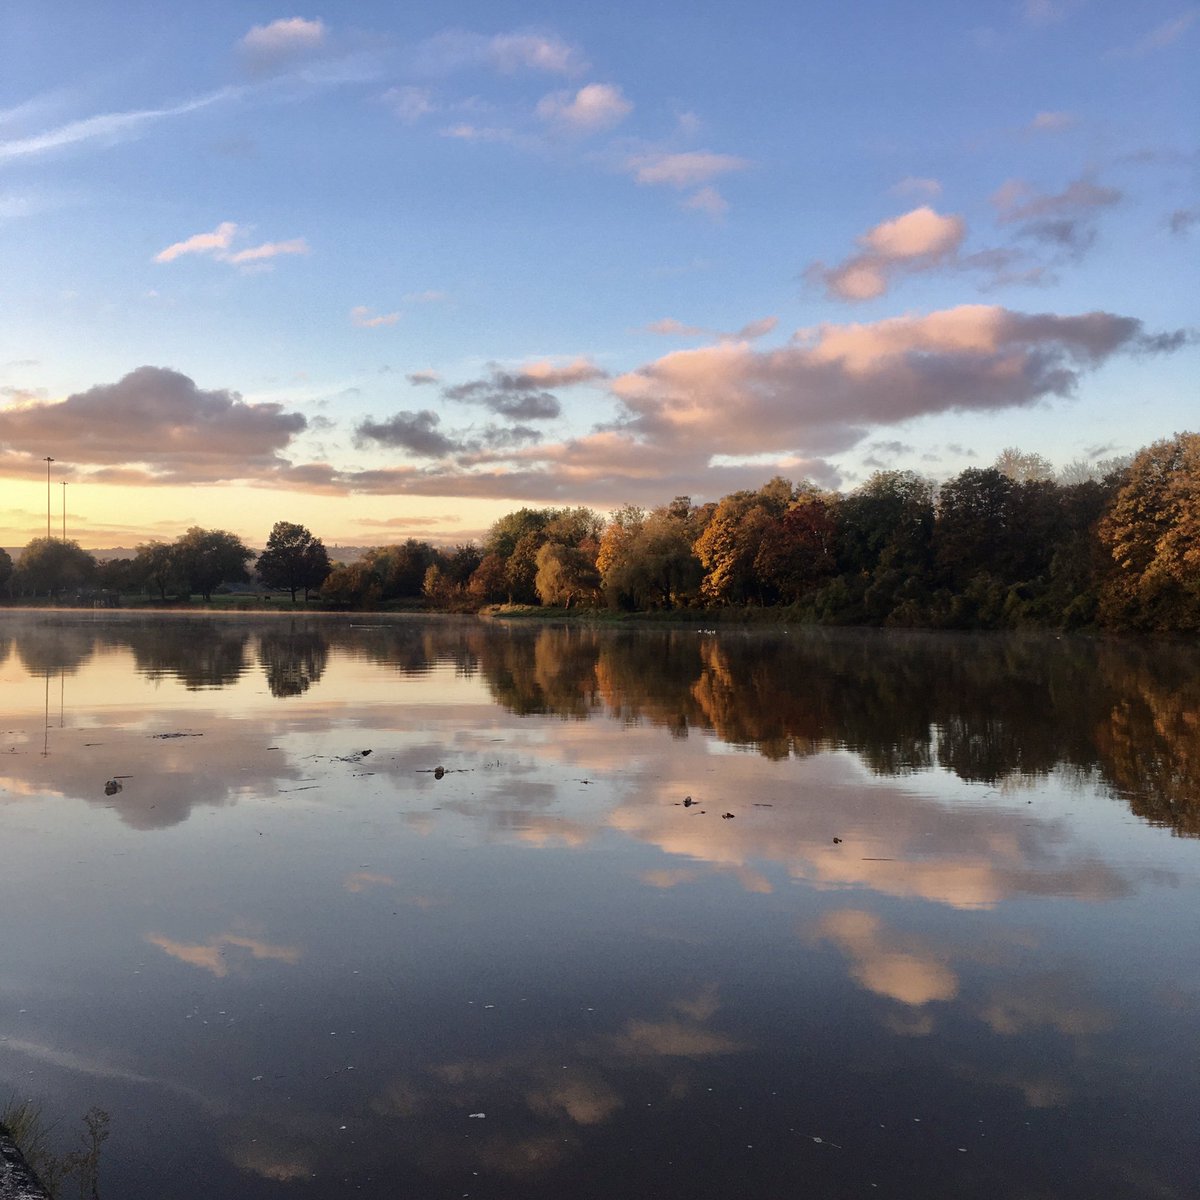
[
  {"left": 1028, "top": 110, "right": 1077, "bottom": 132},
  {"left": 443, "top": 357, "right": 606, "bottom": 419},
  {"left": 355, "top": 410, "right": 459, "bottom": 457},
  {"left": 383, "top": 85, "right": 437, "bottom": 123},
  {"left": 351, "top": 305, "right": 401, "bottom": 328},
  {"left": 645, "top": 315, "right": 778, "bottom": 341},
  {"left": 238, "top": 17, "right": 328, "bottom": 71},
  {"left": 407, "top": 370, "right": 441, "bottom": 385},
  {"left": 153, "top": 224, "right": 309, "bottom": 269},
  {"left": 415, "top": 29, "right": 586, "bottom": 77},
  {"left": 891, "top": 176, "right": 942, "bottom": 198},
  {"left": 315, "top": 302, "right": 1182, "bottom": 505},
  {"left": 536, "top": 83, "right": 632, "bottom": 133},
  {"left": 1168, "top": 207, "right": 1199, "bottom": 235},
  {"left": 153, "top": 222, "right": 238, "bottom": 262},
  {"left": 682, "top": 185, "right": 729, "bottom": 218},
  {"left": 147, "top": 931, "right": 301, "bottom": 977},
  {"left": 0, "top": 365, "right": 306, "bottom": 483},
  {"left": 0, "top": 87, "right": 237, "bottom": 163},
  {"left": 487, "top": 32, "right": 586, "bottom": 75},
  {"left": 1107, "top": 11, "right": 1197, "bottom": 57},
  {"left": 627, "top": 150, "right": 749, "bottom": 189},
  {"left": 992, "top": 174, "right": 1121, "bottom": 258},
  {"left": 813, "top": 910, "right": 958, "bottom": 1006},
  {"left": 224, "top": 237, "right": 309, "bottom": 264},
  {"left": 807, "top": 206, "right": 967, "bottom": 301}
]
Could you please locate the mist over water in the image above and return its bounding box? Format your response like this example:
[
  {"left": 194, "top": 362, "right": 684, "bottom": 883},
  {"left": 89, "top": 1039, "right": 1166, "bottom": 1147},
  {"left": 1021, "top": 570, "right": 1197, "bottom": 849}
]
[{"left": 2, "top": 614, "right": 1198, "bottom": 1198}]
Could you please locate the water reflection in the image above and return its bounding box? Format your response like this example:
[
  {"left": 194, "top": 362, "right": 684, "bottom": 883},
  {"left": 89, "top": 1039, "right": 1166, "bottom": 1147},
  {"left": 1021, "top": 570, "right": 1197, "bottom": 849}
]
[
  {"left": 1, "top": 615, "right": 1197, "bottom": 834},
  {"left": 1, "top": 614, "right": 1198, "bottom": 1199}
]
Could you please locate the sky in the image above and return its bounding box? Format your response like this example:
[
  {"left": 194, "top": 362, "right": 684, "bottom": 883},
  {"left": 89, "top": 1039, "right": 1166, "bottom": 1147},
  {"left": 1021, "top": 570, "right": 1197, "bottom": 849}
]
[{"left": 0, "top": 0, "right": 1196, "bottom": 550}]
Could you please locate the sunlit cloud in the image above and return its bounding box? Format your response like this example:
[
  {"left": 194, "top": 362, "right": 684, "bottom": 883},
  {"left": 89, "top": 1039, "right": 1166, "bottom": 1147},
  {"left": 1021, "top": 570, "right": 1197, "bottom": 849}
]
[
  {"left": 806, "top": 206, "right": 967, "bottom": 301},
  {"left": 536, "top": 83, "right": 632, "bottom": 133},
  {"left": 153, "top": 223, "right": 309, "bottom": 269},
  {"left": 0, "top": 365, "right": 306, "bottom": 483},
  {"left": 154, "top": 221, "right": 239, "bottom": 263},
  {"left": 238, "top": 17, "right": 328, "bottom": 72}
]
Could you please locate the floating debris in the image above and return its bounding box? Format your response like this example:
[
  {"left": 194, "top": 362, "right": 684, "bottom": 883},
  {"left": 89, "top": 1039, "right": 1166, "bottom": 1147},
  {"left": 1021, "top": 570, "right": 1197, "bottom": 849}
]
[
  {"left": 721, "top": 812, "right": 736, "bottom": 820},
  {"left": 150, "top": 732, "right": 203, "bottom": 740},
  {"left": 832, "top": 837, "right": 843, "bottom": 844},
  {"left": 468, "top": 1112, "right": 486, "bottom": 1119},
  {"left": 104, "top": 779, "right": 122, "bottom": 796},
  {"left": 434, "top": 766, "right": 446, "bottom": 780},
  {"left": 682, "top": 796, "right": 696, "bottom": 807}
]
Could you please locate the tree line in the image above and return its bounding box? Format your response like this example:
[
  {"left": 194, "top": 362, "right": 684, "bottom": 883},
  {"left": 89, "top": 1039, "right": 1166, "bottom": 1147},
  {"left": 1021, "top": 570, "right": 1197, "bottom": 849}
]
[{"left": 2, "top": 432, "right": 1196, "bottom": 632}]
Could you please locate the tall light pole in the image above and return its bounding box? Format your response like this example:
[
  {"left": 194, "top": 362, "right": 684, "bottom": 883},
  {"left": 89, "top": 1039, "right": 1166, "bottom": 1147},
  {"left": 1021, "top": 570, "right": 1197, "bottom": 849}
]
[
  {"left": 44, "top": 457, "right": 54, "bottom": 538},
  {"left": 62, "top": 480, "right": 68, "bottom": 541}
]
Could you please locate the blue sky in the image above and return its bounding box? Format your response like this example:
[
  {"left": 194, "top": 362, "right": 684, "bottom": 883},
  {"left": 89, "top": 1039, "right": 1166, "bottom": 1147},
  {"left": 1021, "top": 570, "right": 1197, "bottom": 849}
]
[{"left": 0, "top": 1, "right": 1196, "bottom": 547}]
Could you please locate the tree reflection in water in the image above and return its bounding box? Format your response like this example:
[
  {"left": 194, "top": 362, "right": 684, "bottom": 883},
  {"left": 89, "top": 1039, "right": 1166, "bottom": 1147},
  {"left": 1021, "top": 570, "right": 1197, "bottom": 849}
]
[{"left": 4, "top": 616, "right": 1198, "bottom": 835}]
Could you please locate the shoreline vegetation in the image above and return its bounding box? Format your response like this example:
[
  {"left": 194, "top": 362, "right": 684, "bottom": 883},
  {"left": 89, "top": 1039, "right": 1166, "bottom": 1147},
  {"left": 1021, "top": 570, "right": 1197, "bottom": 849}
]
[{"left": 2, "top": 433, "right": 1197, "bottom": 634}]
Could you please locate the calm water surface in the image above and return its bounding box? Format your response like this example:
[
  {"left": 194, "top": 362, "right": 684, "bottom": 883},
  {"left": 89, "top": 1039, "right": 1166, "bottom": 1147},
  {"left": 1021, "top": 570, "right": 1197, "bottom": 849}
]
[{"left": 1, "top": 614, "right": 1198, "bottom": 1198}]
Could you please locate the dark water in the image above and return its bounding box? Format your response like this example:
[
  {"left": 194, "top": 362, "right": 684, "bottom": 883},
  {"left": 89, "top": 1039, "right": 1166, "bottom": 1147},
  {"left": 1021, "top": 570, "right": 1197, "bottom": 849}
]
[{"left": 1, "top": 614, "right": 1198, "bottom": 1198}]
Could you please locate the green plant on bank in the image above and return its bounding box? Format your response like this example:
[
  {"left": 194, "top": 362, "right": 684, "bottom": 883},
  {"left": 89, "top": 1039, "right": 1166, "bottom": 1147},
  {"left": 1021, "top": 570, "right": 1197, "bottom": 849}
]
[{"left": 1, "top": 1097, "right": 109, "bottom": 1199}]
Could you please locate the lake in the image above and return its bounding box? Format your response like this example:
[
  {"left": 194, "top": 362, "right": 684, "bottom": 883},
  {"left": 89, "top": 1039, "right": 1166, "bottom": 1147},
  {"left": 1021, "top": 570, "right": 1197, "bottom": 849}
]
[{"left": 1, "top": 614, "right": 1198, "bottom": 1198}]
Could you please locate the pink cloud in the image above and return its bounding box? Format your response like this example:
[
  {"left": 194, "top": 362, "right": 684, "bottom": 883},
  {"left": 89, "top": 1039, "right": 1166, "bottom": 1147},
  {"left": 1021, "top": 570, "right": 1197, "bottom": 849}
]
[
  {"left": 807, "top": 206, "right": 966, "bottom": 301},
  {"left": 536, "top": 82, "right": 632, "bottom": 133}
]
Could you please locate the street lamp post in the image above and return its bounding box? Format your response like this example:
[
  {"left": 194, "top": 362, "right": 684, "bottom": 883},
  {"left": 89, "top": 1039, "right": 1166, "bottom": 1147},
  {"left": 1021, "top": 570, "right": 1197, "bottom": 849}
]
[{"left": 44, "top": 457, "right": 54, "bottom": 538}]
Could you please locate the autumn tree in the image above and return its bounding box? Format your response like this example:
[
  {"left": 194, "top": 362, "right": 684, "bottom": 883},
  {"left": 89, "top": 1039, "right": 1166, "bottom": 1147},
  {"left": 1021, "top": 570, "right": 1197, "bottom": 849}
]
[
  {"left": 534, "top": 542, "right": 601, "bottom": 608},
  {"left": 256, "top": 521, "right": 332, "bottom": 602},
  {"left": 467, "top": 553, "right": 509, "bottom": 604},
  {"left": 174, "top": 527, "right": 255, "bottom": 601},
  {"left": 1099, "top": 432, "right": 1200, "bottom": 630}
]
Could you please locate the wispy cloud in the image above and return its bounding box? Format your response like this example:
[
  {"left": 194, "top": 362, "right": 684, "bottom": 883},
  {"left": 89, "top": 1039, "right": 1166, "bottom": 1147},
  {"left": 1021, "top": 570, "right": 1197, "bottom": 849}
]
[
  {"left": 992, "top": 173, "right": 1121, "bottom": 258},
  {"left": 415, "top": 29, "right": 587, "bottom": 77},
  {"left": 154, "top": 221, "right": 238, "bottom": 263},
  {"left": 890, "top": 176, "right": 942, "bottom": 198},
  {"left": 1107, "top": 10, "right": 1197, "bottom": 58},
  {"left": 351, "top": 305, "right": 401, "bottom": 328},
  {"left": 0, "top": 87, "right": 238, "bottom": 163},
  {"left": 627, "top": 150, "right": 749, "bottom": 189},
  {"left": 224, "top": 237, "right": 309, "bottom": 264},
  {"left": 1027, "top": 110, "right": 1077, "bottom": 132},
  {"left": 153, "top": 222, "right": 309, "bottom": 269}
]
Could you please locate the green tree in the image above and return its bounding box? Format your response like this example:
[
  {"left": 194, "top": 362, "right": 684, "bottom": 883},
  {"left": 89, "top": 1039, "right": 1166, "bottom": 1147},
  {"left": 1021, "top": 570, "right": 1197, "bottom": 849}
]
[
  {"left": 0, "top": 545, "right": 12, "bottom": 596},
  {"left": 14, "top": 538, "right": 97, "bottom": 598},
  {"left": 133, "top": 540, "right": 183, "bottom": 601},
  {"left": 174, "top": 527, "right": 254, "bottom": 601},
  {"left": 256, "top": 521, "right": 332, "bottom": 602}
]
